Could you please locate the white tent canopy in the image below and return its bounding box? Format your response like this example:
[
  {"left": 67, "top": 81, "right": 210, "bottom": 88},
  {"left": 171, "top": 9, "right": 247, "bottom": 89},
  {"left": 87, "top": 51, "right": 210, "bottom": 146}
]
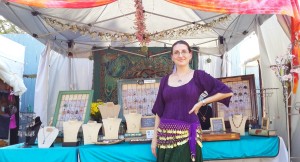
[{"left": 0, "top": 0, "right": 271, "bottom": 57}]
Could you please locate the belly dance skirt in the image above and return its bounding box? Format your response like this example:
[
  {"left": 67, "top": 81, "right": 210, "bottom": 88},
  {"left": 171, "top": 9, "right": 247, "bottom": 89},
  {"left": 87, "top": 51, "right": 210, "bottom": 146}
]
[{"left": 157, "top": 118, "right": 202, "bottom": 162}]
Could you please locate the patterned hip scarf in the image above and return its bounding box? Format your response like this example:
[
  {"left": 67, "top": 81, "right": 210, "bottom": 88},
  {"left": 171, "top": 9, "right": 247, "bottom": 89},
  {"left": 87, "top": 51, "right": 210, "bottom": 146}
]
[{"left": 157, "top": 118, "right": 202, "bottom": 162}]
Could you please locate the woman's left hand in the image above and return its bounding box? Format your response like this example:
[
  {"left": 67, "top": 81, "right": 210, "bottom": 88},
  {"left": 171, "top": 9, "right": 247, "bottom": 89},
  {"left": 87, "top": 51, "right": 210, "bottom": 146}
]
[{"left": 189, "top": 102, "right": 203, "bottom": 115}]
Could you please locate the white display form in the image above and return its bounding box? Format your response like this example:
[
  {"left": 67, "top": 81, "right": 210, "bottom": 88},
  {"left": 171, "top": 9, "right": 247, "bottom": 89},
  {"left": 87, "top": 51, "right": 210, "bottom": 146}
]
[
  {"left": 38, "top": 126, "right": 59, "bottom": 148},
  {"left": 82, "top": 122, "right": 102, "bottom": 144}
]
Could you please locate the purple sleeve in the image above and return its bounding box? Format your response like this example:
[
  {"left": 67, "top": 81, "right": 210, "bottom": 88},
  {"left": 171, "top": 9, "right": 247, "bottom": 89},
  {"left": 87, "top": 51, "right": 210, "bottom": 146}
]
[
  {"left": 152, "top": 76, "right": 167, "bottom": 117},
  {"left": 196, "top": 70, "right": 232, "bottom": 107}
]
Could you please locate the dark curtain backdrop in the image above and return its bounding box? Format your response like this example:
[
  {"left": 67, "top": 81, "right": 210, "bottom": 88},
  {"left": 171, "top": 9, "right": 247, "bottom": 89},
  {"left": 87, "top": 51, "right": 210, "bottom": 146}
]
[{"left": 92, "top": 47, "right": 198, "bottom": 103}]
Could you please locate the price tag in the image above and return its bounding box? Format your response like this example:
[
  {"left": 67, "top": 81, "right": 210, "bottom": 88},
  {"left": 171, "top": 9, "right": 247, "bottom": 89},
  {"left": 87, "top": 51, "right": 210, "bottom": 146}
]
[{"left": 146, "top": 130, "right": 154, "bottom": 139}]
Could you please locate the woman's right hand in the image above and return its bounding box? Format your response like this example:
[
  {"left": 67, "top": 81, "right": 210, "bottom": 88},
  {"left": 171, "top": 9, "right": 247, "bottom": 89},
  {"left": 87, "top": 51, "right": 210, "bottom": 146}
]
[{"left": 151, "top": 138, "right": 157, "bottom": 157}]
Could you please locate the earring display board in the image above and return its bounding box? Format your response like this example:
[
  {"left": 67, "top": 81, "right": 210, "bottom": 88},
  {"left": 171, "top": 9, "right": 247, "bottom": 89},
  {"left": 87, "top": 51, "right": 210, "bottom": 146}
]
[
  {"left": 215, "top": 74, "right": 257, "bottom": 129},
  {"left": 118, "top": 78, "right": 160, "bottom": 117},
  {"left": 117, "top": 78, "right": 161, "bottom": 134},
  {"left": 52, "top": 90, "right": 93, "bottom": 133}
]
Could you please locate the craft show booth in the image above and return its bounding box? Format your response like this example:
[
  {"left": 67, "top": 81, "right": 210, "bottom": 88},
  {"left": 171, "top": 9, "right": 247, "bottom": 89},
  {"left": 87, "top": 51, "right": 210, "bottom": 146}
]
[{"left": 1, "top": 0, "right": 300, "bottom": 162}]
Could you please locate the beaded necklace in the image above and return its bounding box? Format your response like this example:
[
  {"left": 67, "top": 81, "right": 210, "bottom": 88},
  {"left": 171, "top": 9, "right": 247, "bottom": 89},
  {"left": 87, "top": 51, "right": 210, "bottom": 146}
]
[{"left": 231, "top": 115, "right": 244, "bottom": 128}]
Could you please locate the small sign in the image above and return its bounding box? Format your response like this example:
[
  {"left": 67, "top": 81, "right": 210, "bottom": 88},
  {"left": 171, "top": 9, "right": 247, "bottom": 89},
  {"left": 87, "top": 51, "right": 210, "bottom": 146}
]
[
  {"left": 141, "top": 116, "right": 155, "bottom": 128},
  {"left": 140, "top": 116, "right": 155, "bottom": 134},
  {"left": 210, "top": 117, "right": 225, "bottom": 132},
  {"left": 144, "top": 80, "right": 156, "bottom": 84},
  {"left": 146, "top": 130, "right": 154, "bottom": 139}
]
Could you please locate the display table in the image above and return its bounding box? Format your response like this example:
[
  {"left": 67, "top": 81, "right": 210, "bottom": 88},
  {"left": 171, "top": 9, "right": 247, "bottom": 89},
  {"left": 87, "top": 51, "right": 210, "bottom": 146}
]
[
  {"left": 78, "top": 135, "right": 287, "bottom": 162},
  {"left": 0, "top": 135, "right": 287, "bottom": 162},
  {"left": 79, "top": 142, "right": 154, "bottom": 162},
  {"left": 0, "top": 143, "right": 78, "bottom": 162}
]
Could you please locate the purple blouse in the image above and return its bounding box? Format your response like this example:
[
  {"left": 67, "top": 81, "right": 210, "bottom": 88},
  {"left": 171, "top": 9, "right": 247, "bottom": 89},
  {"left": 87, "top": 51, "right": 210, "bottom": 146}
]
[{"left": 152, "top": 70, "right": 232, "bottom": 123}]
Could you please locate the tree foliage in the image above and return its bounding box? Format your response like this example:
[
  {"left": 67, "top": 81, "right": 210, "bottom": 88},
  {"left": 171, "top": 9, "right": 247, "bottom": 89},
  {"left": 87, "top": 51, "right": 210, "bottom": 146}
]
[{"left": 0, "top": 16, "right": 24, "bottom": 34}]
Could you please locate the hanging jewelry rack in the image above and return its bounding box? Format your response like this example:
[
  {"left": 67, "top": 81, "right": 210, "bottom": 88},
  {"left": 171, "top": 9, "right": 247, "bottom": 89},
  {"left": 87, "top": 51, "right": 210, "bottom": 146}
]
[{"left": 255, "top": 88, "right": 278, "bottom": 118}]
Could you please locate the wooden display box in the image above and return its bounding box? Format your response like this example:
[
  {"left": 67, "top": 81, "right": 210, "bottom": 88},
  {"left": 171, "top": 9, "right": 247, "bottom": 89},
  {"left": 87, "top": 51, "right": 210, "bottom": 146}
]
[{"left": 202, "top": 131, "right": 240, "bottom": 141}]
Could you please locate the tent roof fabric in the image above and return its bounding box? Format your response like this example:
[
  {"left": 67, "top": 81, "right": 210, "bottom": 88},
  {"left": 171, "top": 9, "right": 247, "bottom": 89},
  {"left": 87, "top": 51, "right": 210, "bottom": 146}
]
[{"left": 0, "top": 0, "right": 271, "bottom": 57}]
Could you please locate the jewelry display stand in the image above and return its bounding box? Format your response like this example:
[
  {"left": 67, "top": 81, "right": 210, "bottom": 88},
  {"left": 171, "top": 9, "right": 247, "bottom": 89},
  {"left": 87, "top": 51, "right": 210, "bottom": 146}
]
[
  {"left": 82, "top": 122, "right": 102, "bottom": 144},
  {"left": 124, "top": 113, "right": 142, "bottom": 133},
  {"left": 38, "top": 126, "right": 59, "bottom": 148},
  {"left": 197, "top": 105, "right": 212, "bottom": 130},
  {"left": 102, "top": 118, "right": 121, "bottom": 139},
  {"left": 62, "top": 120, "right": 82, "bottom": 147},
  {"left": 22, "top": 116, "right": 42, "bottom": 148},
  {"left": 98, "top": 102, "right": 120, "bottom": 119},
  {"left": 229, "top": 114, "right": 248, "bottom": 136}
]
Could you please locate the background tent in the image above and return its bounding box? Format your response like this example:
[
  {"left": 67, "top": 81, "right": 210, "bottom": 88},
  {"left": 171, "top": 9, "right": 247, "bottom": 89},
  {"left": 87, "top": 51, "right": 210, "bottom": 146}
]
[{"left": 0, "top": 35, "right": 26, "bottom": 95}]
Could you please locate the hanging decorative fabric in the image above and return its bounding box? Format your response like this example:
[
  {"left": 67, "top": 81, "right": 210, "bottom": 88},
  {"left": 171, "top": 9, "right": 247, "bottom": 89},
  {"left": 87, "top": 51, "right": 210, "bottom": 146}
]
[
  {"left": 291, "top": 0, "right": 300, "bottom": 93},
  {"left": 166, "top": 0, "right": 300, "bottom": 93},
  {"left": 7, "top": 0, "right": 116, "bottom": 8},
  {"left": 166, "top": 0, "right": 297, "bottom": 17}
]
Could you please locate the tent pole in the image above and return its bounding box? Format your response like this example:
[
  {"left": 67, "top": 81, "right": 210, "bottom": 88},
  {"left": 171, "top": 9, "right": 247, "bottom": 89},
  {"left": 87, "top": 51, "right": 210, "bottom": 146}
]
[{"left": 283, "top": 83, "right": 291, "bottom": 162}]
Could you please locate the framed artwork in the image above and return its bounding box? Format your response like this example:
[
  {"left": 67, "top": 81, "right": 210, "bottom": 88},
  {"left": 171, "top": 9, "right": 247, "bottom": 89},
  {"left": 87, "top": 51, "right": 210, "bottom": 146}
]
[
  {"left": 214, "top": 74, "right": 258, "bottom": 129},
  {"left": 210, "top": 117, "right": 226, "bottom": 132},
  {"left": 52, "top": 90, "right": 94, "bottom": 132},
  {"left": 261, "top": 117, "right": 269, "bottom": 130}
]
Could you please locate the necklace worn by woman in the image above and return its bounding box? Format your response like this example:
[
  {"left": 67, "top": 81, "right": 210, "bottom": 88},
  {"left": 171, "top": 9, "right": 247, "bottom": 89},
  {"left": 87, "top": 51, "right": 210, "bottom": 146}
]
[
  {"left": 174, "top": 69, "right": 192, "bottom": 83},
  {"left": 231, "top": 115, "right": 244, "bottom": 128}
]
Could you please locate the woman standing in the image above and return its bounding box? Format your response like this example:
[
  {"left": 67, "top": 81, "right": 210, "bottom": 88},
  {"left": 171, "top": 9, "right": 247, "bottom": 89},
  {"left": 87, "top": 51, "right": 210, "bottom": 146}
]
[{"left": 151, "top": 40, "right": 233, "bottom": 162}]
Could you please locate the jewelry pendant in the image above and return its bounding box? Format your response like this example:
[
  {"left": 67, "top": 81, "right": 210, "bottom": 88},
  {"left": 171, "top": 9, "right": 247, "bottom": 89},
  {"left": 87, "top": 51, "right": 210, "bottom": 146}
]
[{"left": 202, "top": 117, "right": 206, "bottom": 121}]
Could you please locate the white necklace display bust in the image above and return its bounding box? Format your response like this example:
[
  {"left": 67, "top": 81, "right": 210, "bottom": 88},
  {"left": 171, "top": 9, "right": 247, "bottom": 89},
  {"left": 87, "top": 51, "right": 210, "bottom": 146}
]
[
  {"left": 229, "top": 114, "right": 248, "bottom": 136},
  {"left": 82, "top": 122, "right": 102, "bottom": 144},
  {"left": 38, "top": 126, "right": 59, "bottom": 148},
  {"left": 124, "top": 113, "right": 142, "bottom": 133},
  {"left": 102, "top": 118, "right": 121, "bottom": 139},
  {"left": 63, "top": 120, "right": 82, "bottom": 142}
]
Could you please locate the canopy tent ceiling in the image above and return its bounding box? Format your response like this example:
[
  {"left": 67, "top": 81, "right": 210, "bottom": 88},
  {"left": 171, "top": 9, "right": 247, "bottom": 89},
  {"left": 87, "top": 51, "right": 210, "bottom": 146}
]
[{"left": 0, "top": 0, "right": 272, "bottom": 57}]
